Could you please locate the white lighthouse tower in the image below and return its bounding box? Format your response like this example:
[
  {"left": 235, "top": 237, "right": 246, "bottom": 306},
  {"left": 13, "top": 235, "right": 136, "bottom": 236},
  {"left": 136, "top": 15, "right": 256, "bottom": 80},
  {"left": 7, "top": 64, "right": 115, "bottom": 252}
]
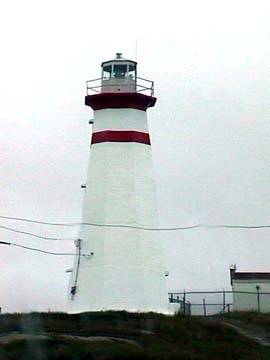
[{"left": 67, "top": 53, "right": 168, "bottom": 313}]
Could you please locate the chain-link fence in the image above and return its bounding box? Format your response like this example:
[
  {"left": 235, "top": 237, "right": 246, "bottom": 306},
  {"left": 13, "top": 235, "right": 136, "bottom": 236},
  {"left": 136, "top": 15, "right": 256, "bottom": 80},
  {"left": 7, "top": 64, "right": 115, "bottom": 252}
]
[{"left": 169, "top": 290, "right": 270, "bottom": 316}]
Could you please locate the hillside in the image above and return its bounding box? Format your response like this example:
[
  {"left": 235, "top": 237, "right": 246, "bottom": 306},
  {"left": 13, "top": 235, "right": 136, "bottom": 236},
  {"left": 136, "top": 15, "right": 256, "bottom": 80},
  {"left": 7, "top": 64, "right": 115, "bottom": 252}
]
[{"left": 0, "top": 311, "right": 270, "bottom": 359}]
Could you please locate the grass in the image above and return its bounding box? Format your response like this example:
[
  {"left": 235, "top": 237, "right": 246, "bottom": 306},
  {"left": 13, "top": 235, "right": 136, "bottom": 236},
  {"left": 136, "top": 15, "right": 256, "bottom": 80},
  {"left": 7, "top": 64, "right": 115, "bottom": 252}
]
[
  {"left": 0, "top": 311, "right": 270, "bottom": 359},
  {"left": 224, "top": 311, "right": 270, "bottom": 328}
]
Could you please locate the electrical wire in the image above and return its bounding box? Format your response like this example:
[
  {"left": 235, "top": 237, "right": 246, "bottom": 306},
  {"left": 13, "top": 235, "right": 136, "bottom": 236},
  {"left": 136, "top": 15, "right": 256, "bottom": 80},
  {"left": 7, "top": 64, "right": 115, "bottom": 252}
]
[
  {"left": 1, "top": 215, "right": 270, "bottom": 231},
  {"left": 0, "top": 215, "right": 79, "bottom": 226},
  {"left": 205, "top": 224, "right": 270, "bottom": 229},
  {"left": 0, "top": 241, "right": 91, "bottom": 257},
  {"left": 0, "top": 225, "right": 76, "bottom": 241}
]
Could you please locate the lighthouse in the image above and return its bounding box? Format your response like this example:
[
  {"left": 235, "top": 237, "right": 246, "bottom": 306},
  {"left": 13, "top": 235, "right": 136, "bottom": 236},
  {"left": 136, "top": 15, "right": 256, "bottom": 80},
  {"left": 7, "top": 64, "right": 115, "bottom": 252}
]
[{"left": 67, "top": 53, "right": 168, "bottom": 313}]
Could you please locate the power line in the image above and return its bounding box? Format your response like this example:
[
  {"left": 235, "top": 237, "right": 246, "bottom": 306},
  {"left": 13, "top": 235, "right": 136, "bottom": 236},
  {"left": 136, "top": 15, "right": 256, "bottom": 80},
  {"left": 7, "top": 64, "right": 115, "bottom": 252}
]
[
  {"left": 0, "top": 225, "right": 76, "bottom": 241},
  {"left": 0, "top": 241, "right": 92, "bottom": 257},
  {"left": 78, "top": 223, "right": 270, "bottom": 231},
  {"left": 0, "top": 215, "right": 79, "bottom": 226},
  {"left": 1, "top": 215, "right": 270, "bottom": 231},
  {"left": 205, "top": 224, "right": 270, "bottom": 230}
]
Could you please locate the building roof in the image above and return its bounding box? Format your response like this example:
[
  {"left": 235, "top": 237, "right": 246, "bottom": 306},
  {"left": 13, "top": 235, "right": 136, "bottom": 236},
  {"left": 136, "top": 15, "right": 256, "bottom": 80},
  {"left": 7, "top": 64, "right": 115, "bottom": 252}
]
[
  {"left": 232, "top": 272, "right": 270, "bottom": 280},
  {"left": 101, "top": 53, "right": 137, "bottom": 67}
]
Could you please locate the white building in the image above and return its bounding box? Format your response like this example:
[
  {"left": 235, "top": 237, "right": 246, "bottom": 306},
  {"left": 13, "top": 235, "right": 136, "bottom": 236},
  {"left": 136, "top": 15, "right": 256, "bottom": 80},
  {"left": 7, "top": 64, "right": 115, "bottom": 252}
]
[
  {"left": 67, "top": 54, "right": 169, "bottom": 314},
  {"left": 230, "top": 265, "right": 270, "bottom": 312}
]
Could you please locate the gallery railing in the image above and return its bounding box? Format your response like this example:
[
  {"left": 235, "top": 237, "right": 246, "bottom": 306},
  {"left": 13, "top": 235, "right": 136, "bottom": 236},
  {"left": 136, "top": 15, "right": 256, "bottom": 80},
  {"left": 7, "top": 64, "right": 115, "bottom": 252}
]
[{"left": 86, "top": 77, "right": 154, "bottom": 96}]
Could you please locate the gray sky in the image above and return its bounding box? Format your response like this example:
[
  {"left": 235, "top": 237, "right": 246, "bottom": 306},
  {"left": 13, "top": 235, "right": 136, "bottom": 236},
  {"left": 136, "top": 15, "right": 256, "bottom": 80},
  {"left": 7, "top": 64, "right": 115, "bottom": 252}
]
[{"left": 1, "top": 0, "right": 270, "bottom": 312}]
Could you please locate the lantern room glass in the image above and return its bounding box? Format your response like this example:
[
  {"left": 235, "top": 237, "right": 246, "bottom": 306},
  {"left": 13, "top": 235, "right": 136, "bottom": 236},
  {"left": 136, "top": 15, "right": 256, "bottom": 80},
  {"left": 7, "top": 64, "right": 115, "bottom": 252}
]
[{"left": 102, "top": 61, "right": 137, "bottom": 80}]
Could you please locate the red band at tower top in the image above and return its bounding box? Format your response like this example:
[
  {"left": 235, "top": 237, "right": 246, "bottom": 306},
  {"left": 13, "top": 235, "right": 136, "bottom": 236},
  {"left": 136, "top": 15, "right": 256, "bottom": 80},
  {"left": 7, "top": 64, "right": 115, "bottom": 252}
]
[{"left": 85, "top": 92, "right": 156, "bottom": 111}]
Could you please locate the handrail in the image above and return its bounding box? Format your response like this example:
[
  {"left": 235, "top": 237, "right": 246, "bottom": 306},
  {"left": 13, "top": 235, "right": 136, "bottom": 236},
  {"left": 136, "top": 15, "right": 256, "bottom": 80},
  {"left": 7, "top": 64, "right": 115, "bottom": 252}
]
[
  {"left": 169, "top": 290, "right": 270, "bottom": 295},
  {"left": 86, "top": 76, "right": 154, "bottom": 96}
]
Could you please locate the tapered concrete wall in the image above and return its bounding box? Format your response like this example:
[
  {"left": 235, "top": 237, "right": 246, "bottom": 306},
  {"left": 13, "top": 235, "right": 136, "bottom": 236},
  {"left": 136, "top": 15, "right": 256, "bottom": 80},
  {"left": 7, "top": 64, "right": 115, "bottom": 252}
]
[{"left": 67, "top": 107, "right": 168, "bottom": 313}]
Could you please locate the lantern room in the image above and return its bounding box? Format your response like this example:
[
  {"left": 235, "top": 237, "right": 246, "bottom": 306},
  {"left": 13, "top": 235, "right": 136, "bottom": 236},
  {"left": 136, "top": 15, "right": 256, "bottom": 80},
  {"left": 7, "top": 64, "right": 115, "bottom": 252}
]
[{"left": 101, "top": 53, "right": 137, "bottom": 93}]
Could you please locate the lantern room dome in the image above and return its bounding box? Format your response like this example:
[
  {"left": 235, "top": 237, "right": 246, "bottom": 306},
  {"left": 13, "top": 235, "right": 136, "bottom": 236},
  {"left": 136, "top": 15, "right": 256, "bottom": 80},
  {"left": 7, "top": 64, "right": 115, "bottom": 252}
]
[{"left": 101, "top": 52, "right": 137, "bottom": 66}]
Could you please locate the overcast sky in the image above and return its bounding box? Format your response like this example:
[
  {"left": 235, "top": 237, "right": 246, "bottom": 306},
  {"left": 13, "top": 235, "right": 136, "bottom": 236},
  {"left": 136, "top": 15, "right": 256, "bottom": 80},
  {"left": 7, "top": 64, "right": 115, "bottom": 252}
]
[{"left": 1, "top": 0, "right": 270, "bottom": 313}]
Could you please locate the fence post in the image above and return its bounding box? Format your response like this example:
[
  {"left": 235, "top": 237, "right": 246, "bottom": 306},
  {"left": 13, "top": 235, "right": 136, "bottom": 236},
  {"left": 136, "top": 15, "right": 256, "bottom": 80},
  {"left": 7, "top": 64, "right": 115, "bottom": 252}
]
[
  {"left": 223, "top": 290, "right": 226, "bottom": 314},
  {"left": 203, "top": 298, "right": 206, "bottom": 316},
  {"left": 183, "top": 290, "right": 186, "bottom": 316},
  {"left": 256, "top": 286, "right": 260, "bottom": 313}
]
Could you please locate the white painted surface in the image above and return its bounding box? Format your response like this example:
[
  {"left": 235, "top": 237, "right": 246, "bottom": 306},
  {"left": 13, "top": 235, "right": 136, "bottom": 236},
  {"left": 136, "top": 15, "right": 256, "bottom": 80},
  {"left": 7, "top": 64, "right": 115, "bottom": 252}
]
[
  {"left": 232, "top": 280, "right": 270, "bottom": 312},
  {"left": 68, "top": 108, "right": 169, "bottom": 313},
  {"left": 93, "top": 108, "right": 149, "bottom": 133},
  {"left": 101, "top": 77, "right": 136, "bottom": 93}
]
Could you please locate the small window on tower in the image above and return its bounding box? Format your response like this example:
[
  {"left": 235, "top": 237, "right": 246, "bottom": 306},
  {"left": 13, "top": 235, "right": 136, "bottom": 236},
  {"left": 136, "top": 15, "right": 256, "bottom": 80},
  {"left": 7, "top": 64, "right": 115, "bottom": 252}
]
[
  {"left": 114, "top": 64, "right": 127, "bottom": 78},
  {"left": 103, "top": 65, "right": 112, "bottom": 79},
  {"left": 127, "top": 63, "right": 136, "bottom": 79},
  {"left": 129, "top": 63, "right": 136, "bottom": 72}
]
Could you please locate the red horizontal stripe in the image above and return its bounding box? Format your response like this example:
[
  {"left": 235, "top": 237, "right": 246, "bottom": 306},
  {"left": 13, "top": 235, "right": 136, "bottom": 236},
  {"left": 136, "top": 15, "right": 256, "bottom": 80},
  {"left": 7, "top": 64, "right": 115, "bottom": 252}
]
[
  {"left": 91, "top": 130, "right": 151, "bottom": 145},
  {"left": 85, "top": 92, "right": 156, "bottom": 111}
]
